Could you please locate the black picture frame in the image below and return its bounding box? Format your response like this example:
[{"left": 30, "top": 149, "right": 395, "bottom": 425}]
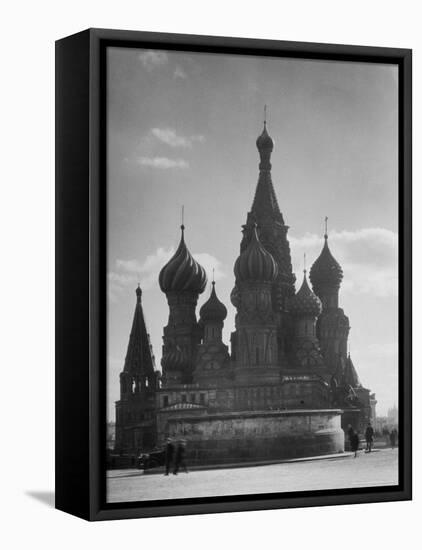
[{"left": 55, "top": 28, "right": 412, "bottom": 521}]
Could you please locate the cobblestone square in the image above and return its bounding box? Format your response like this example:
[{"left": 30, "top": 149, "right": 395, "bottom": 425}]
[{"left": 107, "top": 448, "right": 398, "bottom": 503}]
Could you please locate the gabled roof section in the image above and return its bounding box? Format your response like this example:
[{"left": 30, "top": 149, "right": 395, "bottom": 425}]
[
  {"left": 343, "top": 354, "right": 362, "bottom": 388},
  {"left": 123, "top": 286, "right": 156, "bottom": 375}
]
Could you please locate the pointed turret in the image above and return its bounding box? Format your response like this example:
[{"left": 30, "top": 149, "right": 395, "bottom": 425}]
[
  {"left": 343, "top": 353, "right": 361, "bottom": 388},
  {"left": 115, "top": 286, "right": 158, "bottom": 453},
  {"left": 122, "top": 285, "right": 156, "bottom": 379},
  {"left": 310, "top": 220, "right": 343, "bottom": 309},
  {"left": 250, "top": 122, "right": 284, "bottom": 225}
]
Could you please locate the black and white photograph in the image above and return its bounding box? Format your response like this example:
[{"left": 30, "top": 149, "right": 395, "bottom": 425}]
[{"left": 105, "top": 46, "right": 401, "bottom": 504}]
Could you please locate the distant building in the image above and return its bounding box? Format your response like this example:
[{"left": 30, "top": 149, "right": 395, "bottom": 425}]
[
  {"left": 114, "top": 122, "right": 375, "bottom": 464},
  {"left": 106, "top": 421, "right": 116, "bottom": 450},
  {"left": 387, "top": 404, "right": 399, "bottom": 426}
]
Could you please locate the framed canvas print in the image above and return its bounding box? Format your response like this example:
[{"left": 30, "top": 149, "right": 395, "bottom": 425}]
[{"left": 55, "top": 28, "right": 412, "bottom": 521}]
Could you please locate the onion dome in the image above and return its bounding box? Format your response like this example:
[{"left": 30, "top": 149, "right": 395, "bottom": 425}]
[
  {"left": 256, "top": 121, "right": 274, "bottom": 171},
  {"left": 310, "top": 226, "right": 343, "bottom": 295},
  {"left": 290, "top": 270, "right": 322, "bottom": 317},
  {"left": 256, "top": 122, "right": 274, "bottom": 153},
  {"left": 234, "top": 224, "right": 278, "bottom": 283},
  {"left": 200, "top": 281, "right": 227, "bottom": 323},
  {"left": 159, "top": 225, "right": 207, "bottom": 294},
  {"left": 161, "top": 347, "right": 189, "bottom": 371},
  {"left": 230, "top": 285, "right": 240, "bottom": 308}
]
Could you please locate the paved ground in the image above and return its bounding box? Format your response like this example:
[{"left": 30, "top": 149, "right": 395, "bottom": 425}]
[{"left": 107, "top": 448, "right": 398, "bottom": 503}]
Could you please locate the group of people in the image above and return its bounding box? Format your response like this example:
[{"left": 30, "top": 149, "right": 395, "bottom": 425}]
[
  {"left": 347, "top": 422, "right": 375, "bottom": 457},
  {"left": 164, "top": 438, "right": 188, "bottom": 475},
  {"left": 347, "top": 422, "right": 399, "bottom": 458}
]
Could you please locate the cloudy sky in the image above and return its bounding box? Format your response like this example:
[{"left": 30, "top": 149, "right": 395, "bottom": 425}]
[{"left": 107, "top": 47, "right": 398, "bottom": 421}]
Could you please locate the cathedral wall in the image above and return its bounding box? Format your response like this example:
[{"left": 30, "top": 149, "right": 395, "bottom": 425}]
[{"left": 164, "top": 410, "right": 344, "bottom": 464}]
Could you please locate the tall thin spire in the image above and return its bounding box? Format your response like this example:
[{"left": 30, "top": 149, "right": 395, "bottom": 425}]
[
  {"left": 123, "top": 287, "right": 155, "bottom": 375},
  {"left": 324, "top": 216, "right": 328, "bottom": 240}
]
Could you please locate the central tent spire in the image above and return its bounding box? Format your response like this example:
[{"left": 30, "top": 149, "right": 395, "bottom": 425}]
[{"left": 251, "top": 114, "right": 284, "bottom": 225}]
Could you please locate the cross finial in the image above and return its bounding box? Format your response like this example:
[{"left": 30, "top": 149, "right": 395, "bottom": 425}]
[
  {"left": 212, "top": 268, "right": 215, "bottom": 284},
  {"left": 324, "top": 216, "right": 328, "bottom": 239},
  {"left": 181, "top": 205, "right": 185, "bottom": 232},
  {"left": 264, "top": 104, "right": 267, "bottom": 126}
]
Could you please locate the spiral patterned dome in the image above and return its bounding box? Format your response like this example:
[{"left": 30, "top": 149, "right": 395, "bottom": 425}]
[
  {"left": 309, "top": 236, "right": 343, "bottom": 295},
  {"left": 159, "top": 226, "right": 207, "bottom": 294},
  {"left": 161, "top": 347, "right": 189, "bottom": 371},
  {"left": 256, "top": 122, "right": 274, "bottom": 153},
  {"left": 234, "top": 225, "right": 278, "bottom": 283},
  {"left": 200, "top": 282, "right": 227, "bottom": 323},
  {"left": 290, "top": 271, "right": 322, "bottom": 317},
  {"left": 230, "top": 285, "right": 240, "bottom": 308}
]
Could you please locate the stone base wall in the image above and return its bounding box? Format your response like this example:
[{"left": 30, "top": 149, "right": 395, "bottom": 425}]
[{"left": 165, "top": 409, "right": 344, "bottom": 465}]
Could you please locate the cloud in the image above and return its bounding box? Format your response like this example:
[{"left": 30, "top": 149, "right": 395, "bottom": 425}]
[
  {"left": 289, "top": 227, "right": 398, "bottom": 297},
  {"left": 174, "top": 65, "right": 187, "bottom": 79},
  {"left": 192, "top": 253, "right": 225, "bottom": 284},
  {"left": 137, "top": 156, "right": 189, "bottom": 169},
  {"left": 138, "top": 50, "right": 168, "bottom": 71},
  {"left": 150, "top": 127, "right": 205, "bottom": 148},
  {"left": 108, "top": 247, "right": 225, "bottom": 300}
]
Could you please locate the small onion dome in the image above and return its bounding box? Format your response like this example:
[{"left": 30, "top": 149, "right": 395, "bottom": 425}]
[
  {"left": 290, "top": 271, "right": 322, "bottom": 317},
  {"left": 159, "top": 225, "right": 207, "bottom": 294},
  {"left": 309, "top": 236, "right": 343, "bottom": 294},
  {"left": 200, "top": 282, "right": 227, "bottom": 323},
  {"left": 256, "top": 122, "right": 274, "bottom": 153},
  {"left": 230, "top": 285, "right": 240, "bottom": 308},
  {"left": 234, "top": 225, "right": 278, "bottom": 283},
  {"left": 161, "top": 347, "right": 189, "bottom": 371}
]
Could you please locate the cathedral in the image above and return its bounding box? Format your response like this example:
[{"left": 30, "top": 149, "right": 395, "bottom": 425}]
[{"left": 114, "top": 122, "right": 376, "bottom": 464}]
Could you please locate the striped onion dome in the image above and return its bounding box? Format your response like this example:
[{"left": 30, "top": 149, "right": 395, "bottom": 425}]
[
  {"left": 309, "top": 235, "right": 343, "bottom": 295},
  {"left": 234, "top": 224, "right": 278, "bottom": 283},
  {"left": 230, "top": 284, "right": 240, "bottom": 308},
  {"left": 290, "top": 271, "right": 322, "bottom": 317},
  {"left": 200, "top": 281, "right": 227, "bottom": 323},
  {"left": 161, "top": 347, "right": 189, "bottom": 371},
  {"left": 159, "top": 225, "right": 207, "bottom": 294}
]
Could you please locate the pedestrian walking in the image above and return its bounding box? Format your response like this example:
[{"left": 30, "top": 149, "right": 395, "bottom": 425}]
[
  {"left": 382, "top": 426, "right": 390, "bottom": 446},
  {"left": 173, "top": 439, "right": 188, "bottom": 474},
  {"left": 390, "top": 428, "right": 398, "bottom": 448},
  {"left": 350, "top": 429, "right": 360, "bottom": 458},
  {"left": 164, "top": 437, "right": 175, "bottom": 476},
  {"left": 365, "top": 422, "right": 374, "bottom": 452},
  {"left": 347, "top": 424, "right": 354, "bottom": 449}
]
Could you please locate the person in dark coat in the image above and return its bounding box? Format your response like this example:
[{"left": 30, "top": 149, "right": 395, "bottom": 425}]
[
  {"left": 173, "top": 439, "right": 188, "bottom": 474},
  {"left": 390, "top": 428, "right": 398, "bottom": 448},
  {"left": 164, "top": 437, "right": 175, "bottom": 476},
  {"left": 365, "top": 423, "right": 375, "bottom": 452},
  {"left": 347, "top": 424, "right": 354, "bottom": 449},
  {"left": 350, "top": 429, "right": 360, "bottom": 458}
]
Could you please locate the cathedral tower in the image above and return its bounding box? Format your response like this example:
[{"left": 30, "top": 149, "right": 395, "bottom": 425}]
[
  {"left": 309, "top": 224, "right": 350, "bottom": 372},
  {"left": 115, "top": 285, "right": 158, "bottom": 452},
  {"left": 194, "top": 279, "right": 230, "bottom": 383},
  {"left": 159, "top": 224, "right": 207, "bottom": 386},
  {"left": 289, "top": 269, "right": 325, "bottom": 370},
  {"left": 233, "top": 120, "right": 296, "bottom": 365},
  {"left": 232, "top": 224, "right": 280, "bottom": 385}
]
